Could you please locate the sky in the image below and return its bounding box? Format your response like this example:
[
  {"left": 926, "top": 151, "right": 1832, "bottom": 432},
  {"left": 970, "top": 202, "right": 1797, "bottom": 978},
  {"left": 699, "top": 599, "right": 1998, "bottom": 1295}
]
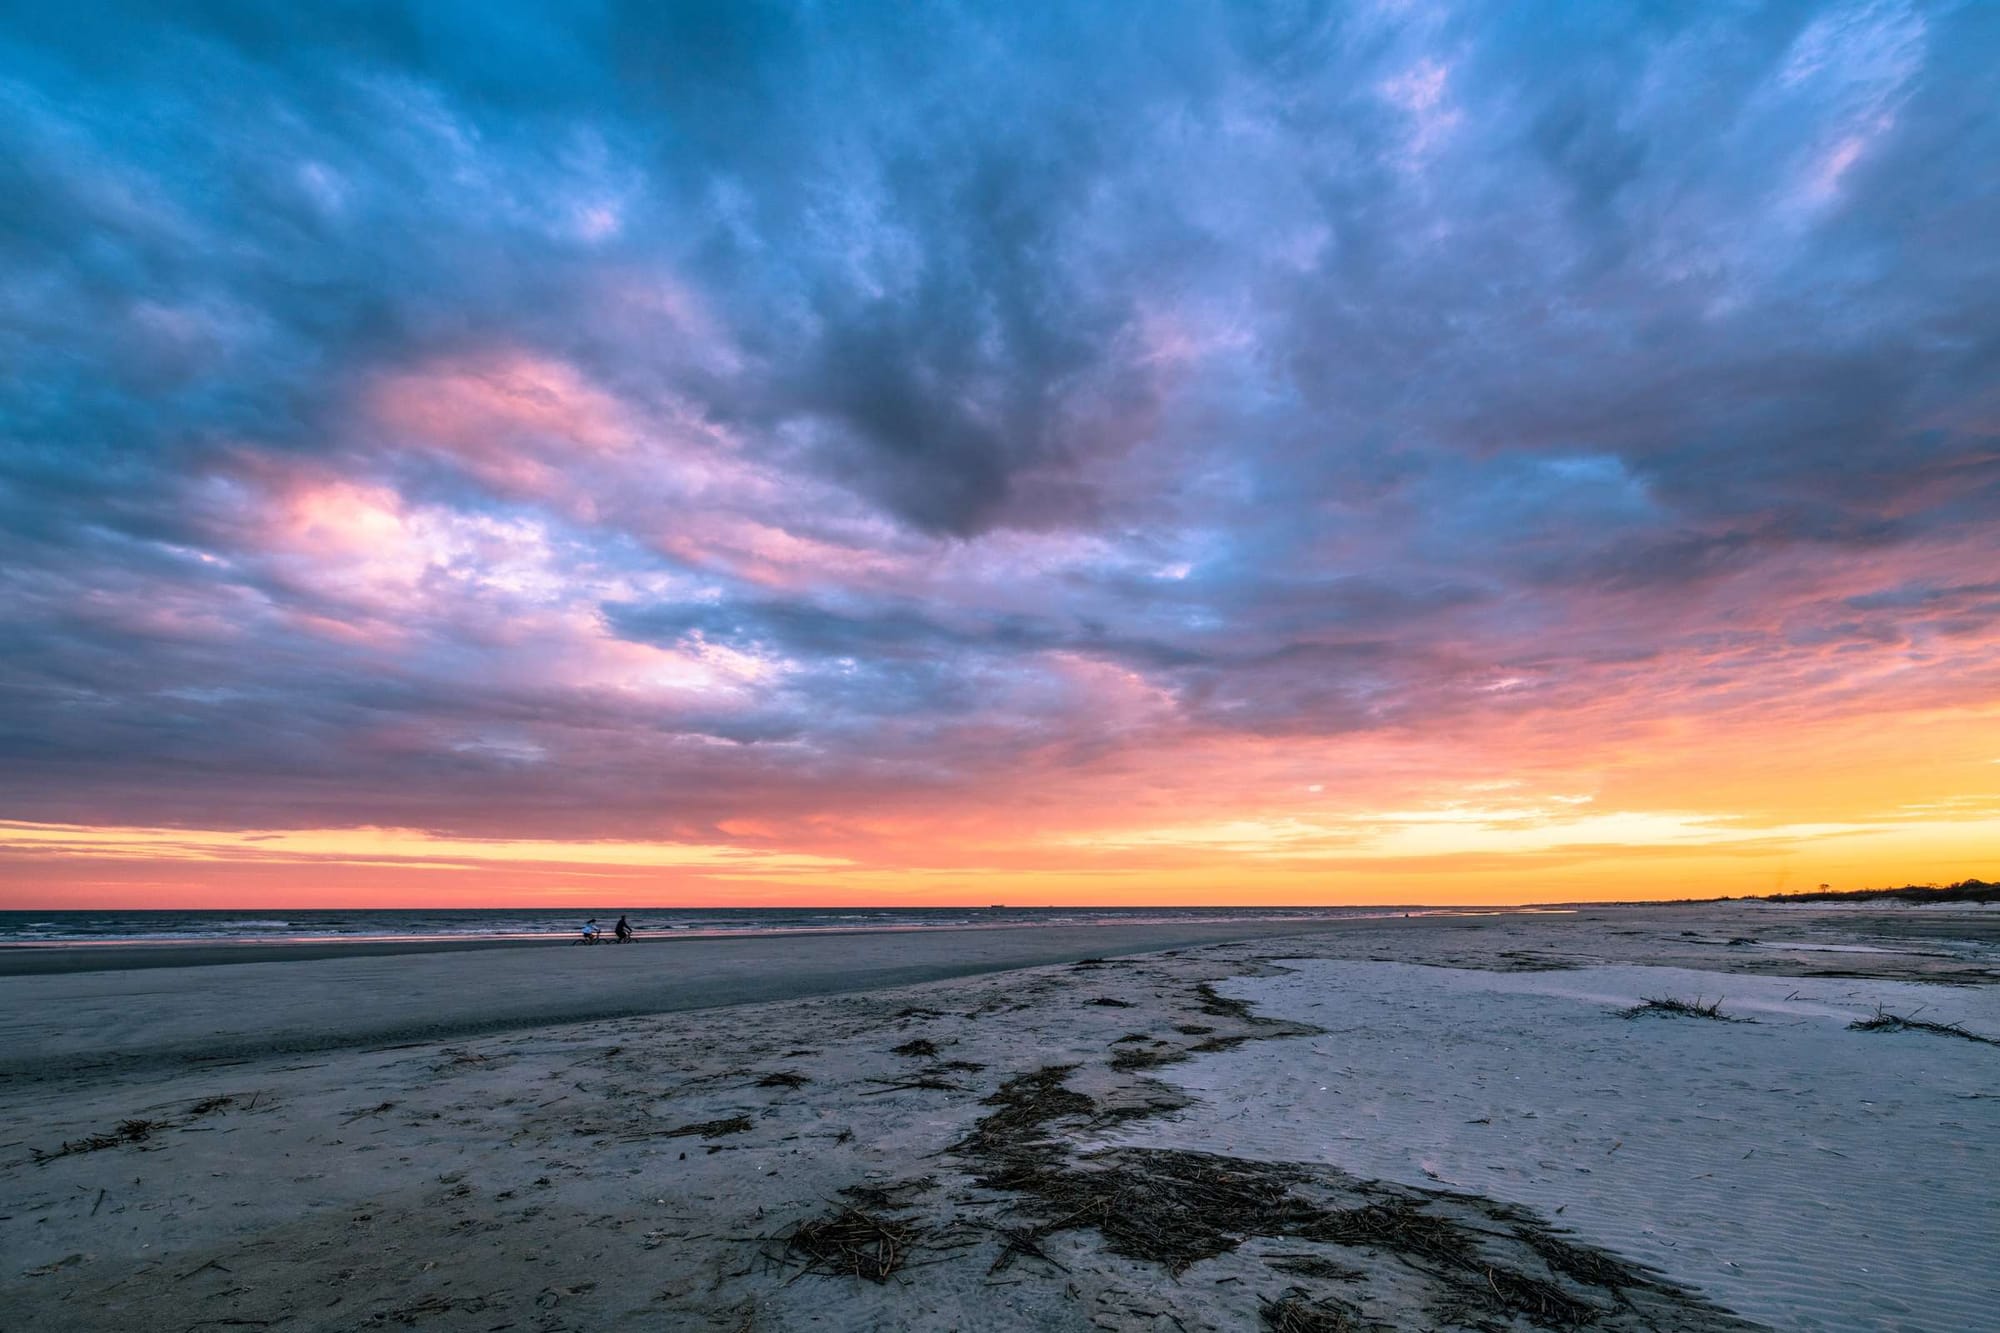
[{"left": 2, "top": 1, "right": 1998, "bottom": 909}]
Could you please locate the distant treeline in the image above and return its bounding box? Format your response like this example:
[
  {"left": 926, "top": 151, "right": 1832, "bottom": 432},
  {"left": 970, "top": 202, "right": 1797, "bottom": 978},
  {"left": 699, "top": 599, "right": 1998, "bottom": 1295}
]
[{"left": 1755, "top": 879, "right": 1998, "bottom": 905}]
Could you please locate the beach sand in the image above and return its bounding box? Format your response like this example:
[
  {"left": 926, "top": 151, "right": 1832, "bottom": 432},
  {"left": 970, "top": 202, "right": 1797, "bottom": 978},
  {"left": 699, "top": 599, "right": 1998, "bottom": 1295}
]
[{"left": 0, "top": 905, "right": 1993, "bottom": 1330}]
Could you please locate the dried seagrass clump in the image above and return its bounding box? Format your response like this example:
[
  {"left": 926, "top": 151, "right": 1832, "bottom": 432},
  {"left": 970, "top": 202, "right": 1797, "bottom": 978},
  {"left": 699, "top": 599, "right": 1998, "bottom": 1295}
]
[{"left": 778, "top": 1206, "right": 927, "bottom": 1284}]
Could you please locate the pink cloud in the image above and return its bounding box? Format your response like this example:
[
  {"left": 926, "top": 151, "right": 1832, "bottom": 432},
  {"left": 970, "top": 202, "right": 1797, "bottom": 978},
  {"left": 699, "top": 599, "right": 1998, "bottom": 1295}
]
[{"left": 367, "top": 350, "right": 634, "bottom": 498}]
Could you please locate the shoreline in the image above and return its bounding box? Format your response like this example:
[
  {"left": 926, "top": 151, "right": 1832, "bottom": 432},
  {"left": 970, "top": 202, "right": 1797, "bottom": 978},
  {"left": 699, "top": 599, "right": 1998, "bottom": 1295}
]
[
  {"left": 0, "top": 908, "right": 1478, "bottom": 977},
  {"left": 0, "top": 917, "right": 1405, "bottom": 1080}
]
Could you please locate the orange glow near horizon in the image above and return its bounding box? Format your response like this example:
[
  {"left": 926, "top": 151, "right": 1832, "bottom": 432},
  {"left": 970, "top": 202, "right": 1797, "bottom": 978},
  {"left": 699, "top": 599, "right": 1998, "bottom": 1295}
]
[
  {"left": 2, "top": 812, "right": 1993, "bottom": 910},
  {"left": 5, "top": 692, "right": 1994, "bottom": 909},
  {"left": 6, "top": 601, "right": 1997, "bottom": 910}
]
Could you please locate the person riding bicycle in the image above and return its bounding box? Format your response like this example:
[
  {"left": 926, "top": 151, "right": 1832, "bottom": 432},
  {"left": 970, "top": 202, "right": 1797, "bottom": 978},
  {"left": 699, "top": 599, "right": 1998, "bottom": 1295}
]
[
  {"left": 614, "top": 915, "right": 633, "bottom": 943},
  {"left": 579, "top": 918, "right": 602, "bottom": 944}
]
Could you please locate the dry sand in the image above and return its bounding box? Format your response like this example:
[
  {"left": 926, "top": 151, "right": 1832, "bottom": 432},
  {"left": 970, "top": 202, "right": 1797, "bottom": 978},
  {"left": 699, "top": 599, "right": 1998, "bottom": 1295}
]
[{"left": 0, "top": 905, "right": 1993, "bottom": 1331}]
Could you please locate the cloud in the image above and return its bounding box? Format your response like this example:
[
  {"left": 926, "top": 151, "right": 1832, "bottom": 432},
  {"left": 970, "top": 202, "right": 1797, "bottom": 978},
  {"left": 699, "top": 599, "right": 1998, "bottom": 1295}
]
[{"left": 1, "top": 1, "right": 1997, "bottom": 882}]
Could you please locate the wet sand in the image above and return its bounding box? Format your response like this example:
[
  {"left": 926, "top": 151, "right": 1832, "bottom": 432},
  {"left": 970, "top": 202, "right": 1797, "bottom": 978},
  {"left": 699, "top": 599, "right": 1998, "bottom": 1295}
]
[
  {"left": 0, "top": 934, "right": 581, "bottom": 977},
  {"left": 0, "top": 918, "right": 1379, "bottom": 1078}
]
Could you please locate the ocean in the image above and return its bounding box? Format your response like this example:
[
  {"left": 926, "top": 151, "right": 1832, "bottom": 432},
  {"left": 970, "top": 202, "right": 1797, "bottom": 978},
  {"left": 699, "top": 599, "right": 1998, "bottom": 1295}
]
[{"left": 0, "top": 905, "right": 1428, "bottom": 948}]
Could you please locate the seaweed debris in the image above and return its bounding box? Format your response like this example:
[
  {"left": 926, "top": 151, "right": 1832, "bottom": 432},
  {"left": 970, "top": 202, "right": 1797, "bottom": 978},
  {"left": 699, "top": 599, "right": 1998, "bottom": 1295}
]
[
  {"left": 660, "top": 1114, "right": 753, "bottom": 1139},
  {"left": 1620, "top": 996, "right": 1733, "bottom": 1022},
  {"left": 1261, "top": 1288, "right": 1368, "bottom": 1332},
  {"left": 953, "top": 1065, "right": 1091, "bottom": 1187},
  {"left": 1108, "top": 1044, "right": 1193, "bottom": 1073},
  {"left": 838, "top": 1176, "right": 938, "bottom": 1210},
  {"left": 757, "top": 1071, "right": 811, "bottom": 1088},
  {"left": 1522, "top": 1227, "right": 1667, "bottom": 1293},
  {"left": 1194, "top": 983, "right": 1258, "bottom": 1021},
  {"left": 1266, "top": 1254, "right": 1364, "bottom": 1282},
  {"left": 862, "top": 1077, "right": 966, "bottom": 1095},
  {"left": 1849, "top": 1008, "right": 1998, "bottom": 1046},
  {"left": 983, "top": 1222, "right": 1070, "bottom": 1276},
  {"left": 32, "top": 1118, "right": 163, "bottom": 1163},
  {"left": 775, "top": 1206, "right": 927, "bottom": 1284},
  {"left": 1190, "top": 1034, "right": 1259, "bottom": 1054}
]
